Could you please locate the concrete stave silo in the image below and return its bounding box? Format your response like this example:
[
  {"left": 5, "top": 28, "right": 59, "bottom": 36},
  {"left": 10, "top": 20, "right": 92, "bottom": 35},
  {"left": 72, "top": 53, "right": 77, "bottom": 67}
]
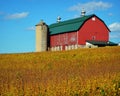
[{"left": 36, "top": 20, "right": 48, "bottom": 52}]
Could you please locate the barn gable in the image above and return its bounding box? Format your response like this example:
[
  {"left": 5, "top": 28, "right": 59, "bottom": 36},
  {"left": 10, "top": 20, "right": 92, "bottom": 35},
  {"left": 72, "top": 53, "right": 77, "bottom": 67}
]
[{"left": 49, "top": 14, "right": 110, "bottom": 35}]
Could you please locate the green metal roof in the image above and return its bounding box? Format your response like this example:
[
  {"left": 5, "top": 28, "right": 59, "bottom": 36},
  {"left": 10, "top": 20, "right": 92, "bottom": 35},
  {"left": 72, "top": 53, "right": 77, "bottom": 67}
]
[
  {"left": 86, "top": 40, "right": 118, "bottom": 46},
  {"left": 49, "top": 14, "right": 95, "bottom": 35}
]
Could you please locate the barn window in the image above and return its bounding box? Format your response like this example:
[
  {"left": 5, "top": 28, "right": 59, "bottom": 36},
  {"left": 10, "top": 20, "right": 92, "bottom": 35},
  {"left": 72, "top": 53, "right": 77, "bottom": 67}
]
[{"left": 92, "top": 36, "right": 96, "bottom": 40}]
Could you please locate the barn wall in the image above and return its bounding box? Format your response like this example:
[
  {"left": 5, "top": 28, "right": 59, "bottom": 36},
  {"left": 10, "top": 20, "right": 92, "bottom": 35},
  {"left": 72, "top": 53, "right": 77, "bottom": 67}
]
[
  {"left": 78, "top": 16, "right": 109, "bottom": 45},
  {"left": 50, "top": 32, "right": 77, "bottom": 50}
]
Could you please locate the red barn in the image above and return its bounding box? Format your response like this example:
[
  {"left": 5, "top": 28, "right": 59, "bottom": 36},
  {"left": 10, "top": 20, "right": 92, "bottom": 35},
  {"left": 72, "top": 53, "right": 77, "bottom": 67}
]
[
  {"left": 49, "top": 14, "right": 111, "bottom": 51},
  {"left": 36, "top": 13, "right": 117, "bottom": 52}
]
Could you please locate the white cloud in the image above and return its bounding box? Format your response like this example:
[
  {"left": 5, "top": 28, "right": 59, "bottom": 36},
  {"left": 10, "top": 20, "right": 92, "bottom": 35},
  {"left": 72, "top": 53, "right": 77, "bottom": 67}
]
[
  {"left": 5, "top": 12, "right": 29, "bottom": 20},
  {"left": 26, "top": 26, "right": 35, "bottom": 31},
  {"left": 109, "top": 22, "right": 120, "bottom": 32},
  {"left": 109, "top": 22, "right": 120, "bottom": 41},
  {"left": 69, "top": 1, "right": 112, "bottom": 13}
]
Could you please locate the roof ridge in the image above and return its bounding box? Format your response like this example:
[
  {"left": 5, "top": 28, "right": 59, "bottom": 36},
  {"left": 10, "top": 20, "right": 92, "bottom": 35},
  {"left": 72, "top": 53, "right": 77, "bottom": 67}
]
[{"left": 49, "top": 14, "right": 95, "bottom": 28}]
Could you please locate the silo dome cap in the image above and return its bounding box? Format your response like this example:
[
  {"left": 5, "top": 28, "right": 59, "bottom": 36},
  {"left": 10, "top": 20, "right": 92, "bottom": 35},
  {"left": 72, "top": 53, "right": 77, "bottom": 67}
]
[{"left": 36, "top": 20, "right": 47, "bottom": 26}]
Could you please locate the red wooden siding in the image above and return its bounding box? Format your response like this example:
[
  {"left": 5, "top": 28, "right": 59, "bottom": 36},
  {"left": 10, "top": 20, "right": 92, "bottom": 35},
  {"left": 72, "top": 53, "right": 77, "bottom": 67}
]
[
  {"left": 50, "top": 32, "right": 77, "bottom": 48},
  {"left": 78, "top": 16, "right": 109, "bottom": 45}
]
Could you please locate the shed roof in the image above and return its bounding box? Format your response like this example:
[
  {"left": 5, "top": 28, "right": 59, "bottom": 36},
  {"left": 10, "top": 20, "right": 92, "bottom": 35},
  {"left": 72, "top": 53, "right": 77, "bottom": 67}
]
[
  {"left": 49, "top": 14, "right": 110, "bottom": 35},
  {"left": 86, "top": 40, "right": 118, "bottom": 46}
]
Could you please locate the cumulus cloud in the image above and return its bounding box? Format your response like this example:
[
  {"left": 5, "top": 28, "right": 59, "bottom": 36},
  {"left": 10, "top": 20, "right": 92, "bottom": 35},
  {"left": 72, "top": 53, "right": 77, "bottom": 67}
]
[
  {"left": 69, "top": 1, "right": 112, "bottom": 13},
  {"left": 109, "top": 22, "right": 120, "bottom": 40},
  {"left": 26, "top": 26, "right": 35, "bottom": 31},
  {"left": 109, "top": 22, "right": 120, "bottom": 32},
  {"left": 5, "top": 12, "right": 29, "bottom": 20}
]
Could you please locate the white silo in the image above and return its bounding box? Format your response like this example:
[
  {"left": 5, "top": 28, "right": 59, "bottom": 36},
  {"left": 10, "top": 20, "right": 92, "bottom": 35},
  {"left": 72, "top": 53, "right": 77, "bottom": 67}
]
[{"left": 35, "top": 20, "right": 48, "bottom": 52}]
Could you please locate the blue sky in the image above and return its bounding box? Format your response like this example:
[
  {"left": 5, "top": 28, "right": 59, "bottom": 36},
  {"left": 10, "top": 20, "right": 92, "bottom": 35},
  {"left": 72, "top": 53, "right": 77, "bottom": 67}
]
[{"left": 0, "top": 0, "right": 120, "bottom": 53}]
